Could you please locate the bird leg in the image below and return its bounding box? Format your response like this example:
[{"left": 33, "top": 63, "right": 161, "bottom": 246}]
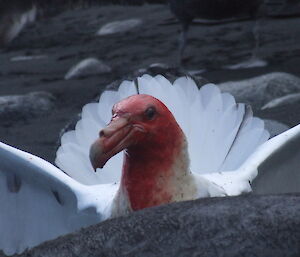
[
  {"left": 178, "top": 22, "right": 190, "bottom": 66},
  {"left": 251, "top": 19, "right": 261, "bottom": 60},
  {"left": 251, "top": 2, "right": 266, "bottom": 60}
]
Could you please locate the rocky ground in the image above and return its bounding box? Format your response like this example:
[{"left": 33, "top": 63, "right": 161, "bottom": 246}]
[{"left": 1, "top": 4, "right": 300, "bottom": 163}]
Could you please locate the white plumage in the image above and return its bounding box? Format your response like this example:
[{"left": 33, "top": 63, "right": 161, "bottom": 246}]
[
  {"left": 1, "top": 74, "right": 300, "bottom": 255},
  {"left": 56, "top": 75, "right": 269, "bottom": 185}
]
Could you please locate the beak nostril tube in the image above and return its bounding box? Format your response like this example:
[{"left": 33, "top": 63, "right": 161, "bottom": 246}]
[{"left": 99, "top": 130, "right": 105, "bottom": 137}]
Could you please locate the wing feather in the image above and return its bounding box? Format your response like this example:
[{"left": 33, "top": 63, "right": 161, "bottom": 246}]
[
  {"left": 204, "top": 125, "right": 300, "bottom": 195},
  {"left": 244, "top": 124, "right": 300, "bottom": 194},
  {"left": 0, "top": 142, "right": 116, "bottom": 255}
]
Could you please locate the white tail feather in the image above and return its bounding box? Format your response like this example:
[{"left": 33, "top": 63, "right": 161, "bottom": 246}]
[{"left": 56, "top": 75, "right": 269, "bottom": 185}]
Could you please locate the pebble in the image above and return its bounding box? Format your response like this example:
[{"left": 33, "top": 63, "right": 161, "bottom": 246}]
[{"left": 64, "top": 58, "right": 111, "bottom": 80}]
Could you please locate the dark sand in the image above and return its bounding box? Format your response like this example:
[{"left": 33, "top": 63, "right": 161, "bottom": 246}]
[{"left": 1, "top": 4, "right": 300, "bottom": 163}]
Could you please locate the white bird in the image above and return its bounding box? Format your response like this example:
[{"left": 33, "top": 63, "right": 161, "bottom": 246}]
[{"left": 1, "top": 75, "right": 299, "bottom": 255}]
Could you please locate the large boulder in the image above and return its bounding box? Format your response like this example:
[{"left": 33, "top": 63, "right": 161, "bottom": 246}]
[
  {"left": 263, "top": 119, "right": 290, "bottom": 137},
  {"left": 10, "top": 194, "right": 300, "bottom": 257},
  {"left": 262, "top": 92, "right": 300, "bottom": 110},
  {"left": 219, "top": 72, "right": 300, "bottom": 110},
  {"left": 0, "top": 92, "right": 56, "bottom": 126}
]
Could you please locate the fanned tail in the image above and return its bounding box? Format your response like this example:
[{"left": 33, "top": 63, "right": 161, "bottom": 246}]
[{"left": 56, "top": 75, "right": 269, "bottom": 185}]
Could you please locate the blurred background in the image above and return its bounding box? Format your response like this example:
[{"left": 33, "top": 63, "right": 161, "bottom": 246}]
[{"left": 1, "top": 0, "right": 300, "bottom": 163}]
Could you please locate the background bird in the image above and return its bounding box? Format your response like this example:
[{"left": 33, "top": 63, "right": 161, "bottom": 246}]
[{"left": 169, "top": 0, "right": 266, "bottom": 64}]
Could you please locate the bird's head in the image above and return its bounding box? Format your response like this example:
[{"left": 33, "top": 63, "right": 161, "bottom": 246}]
[{"left": 90, "top": 94, "right": 183, "bottom": 170}]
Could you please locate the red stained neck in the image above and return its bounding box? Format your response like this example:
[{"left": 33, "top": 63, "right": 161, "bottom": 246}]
[{"left": 120, "top": 123, "right": 184, "bottom": 211}]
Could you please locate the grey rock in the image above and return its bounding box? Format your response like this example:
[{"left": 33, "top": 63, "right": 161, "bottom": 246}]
[
  {"left": 263, "top": 119, "right": 290, "bottom": 137},
  {"left": 96, "top": 19, "right": 142, "bottom": 36},
  {"left": 267, "top": 0, "right": 300, "bottom": 17},
  {"left": 223, "top": 57, "right": 268, "bottom": 70},
  {"left": 133, "top": 63, "right": 209, "bottom": 86},
  {"left": 188, "top": 69, "right": 206, "bottom": 76},
  {"left": 148, "top": 62, "right": 170, "bottom": 73},
  {"left": 219, "top": 72, "right": 300, "bottom": 109},
  {"left": 64, "top": 58, "right": 111, "bottom": 80},
  {"left": 0, "top": 5, "right": 36, "bottom": 46},
  {"left": 10, "top": 55, "right": 47, "bottom": 62},
  {"left": 262, "top": 92, "right": 300, "bottom": 110},
  {"left": 134, "top": 62, "right": 176, "bottom": 77},
  {"left": 0, "top": 92, "right": 56, "bottom": 125},
  {"left": 11, "top": 194, "right": 300, "bottom": 257}
]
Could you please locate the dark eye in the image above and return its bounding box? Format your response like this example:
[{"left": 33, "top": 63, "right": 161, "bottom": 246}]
[{"left": 145, "top": 106, "right": 156, "bottom": 120}]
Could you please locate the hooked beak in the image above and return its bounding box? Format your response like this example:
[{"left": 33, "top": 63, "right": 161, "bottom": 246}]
[{"left": 89, "top": 116, "right": 145, "bottom": 171}]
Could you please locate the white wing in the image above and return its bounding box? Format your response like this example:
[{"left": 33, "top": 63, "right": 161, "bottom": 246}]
[
  {"left": 245, "top": 124, "right": 300, "bottom": 194},
  {"left": 0, "top": 142, "right": 117, "bottom": 256},
  {"left": 203, "top": 124, "right": 300, "bottom": 195},
  {"left": 56, "top": 75, "right": 269, "bottom": 186}
]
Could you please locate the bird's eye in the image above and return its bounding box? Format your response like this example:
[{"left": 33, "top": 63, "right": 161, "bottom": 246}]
[{"left": 145, "top": 106, "right": 156, "bottom": 120}]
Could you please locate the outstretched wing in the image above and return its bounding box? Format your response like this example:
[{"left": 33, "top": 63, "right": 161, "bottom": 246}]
[
  {"left": 56, "top": 75, "right": 269, "bottom": 185},
  {"left": 247, "top": 124, "right": 300, "bottom": 194},
  {"left": 203, "top": 124, "right": 300, "bottom": 195},
  {"left": 0, "top": 142, "right": 116, "bottom": 256}
]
